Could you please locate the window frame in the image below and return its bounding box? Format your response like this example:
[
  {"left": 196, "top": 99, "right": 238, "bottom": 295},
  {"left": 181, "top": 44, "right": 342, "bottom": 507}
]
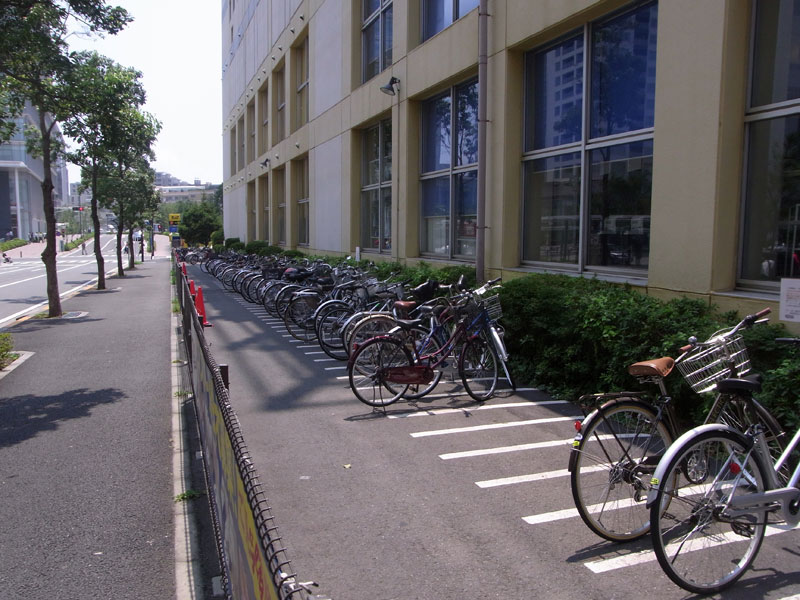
[
  {"left": 360, "top": 118, "right": 393, "bottom": 253},
  {"left": 421, "top": 0, "right": 479, "bottom": 42},
  {"left": 362, "top": 0, "right": 393, "bottom": 83},
  {"left": 738, "top": 0, "right": 800, "bottom": 291},
  {"left": 419, "top": 78, "right": 479, "bottom": 260},
  {"left": 520, "top": 1, "right": 657, "bottom": 277},
  {"left": 294, "top": 36, "right": 309, "bottom": 132}
]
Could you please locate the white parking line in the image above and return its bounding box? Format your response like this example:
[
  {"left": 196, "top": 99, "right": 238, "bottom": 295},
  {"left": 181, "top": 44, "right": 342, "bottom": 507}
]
[
  {"left": 410, "top": 416, "right": 580, "bottom": 438},
  {"left": 583, "top": 524, "right": 797, "bottom": 574},
  {"left": 476, "top": 464, "right": 607, "bottom": 488},
  {"left": 440, "top": 438, "right": 572, "bottom": 460},
  {"left": 388, "top": 400, "right": 568, "bottom": 418}
]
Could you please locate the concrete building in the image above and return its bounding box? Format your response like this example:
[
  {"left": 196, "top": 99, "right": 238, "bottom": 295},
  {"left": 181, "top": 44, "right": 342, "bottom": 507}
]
[
  {"left": 222, "top": 0, "right": 800, "bottom": 318},
  {"left": 0, "top": 103, "right": 68, "bottom": 240}
]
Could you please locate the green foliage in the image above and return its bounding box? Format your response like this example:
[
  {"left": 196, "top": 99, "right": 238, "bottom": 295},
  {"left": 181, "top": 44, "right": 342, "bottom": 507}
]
[
  {"left": 210, "top": 230, "right": 224, "bottom": 247},
  {"left": 0, "top": 238, "right": 28, "bottom": 252},
  {"left": 244, "top": 240, "right": 282, "bottom": 256},
  {"left": 224, "top": 237, "right": 241, "bottom": 249},
  {"left": 0, "top": 333, "right": 13, "bottom": 369},
  {"left": 498, "top": 273, "right": 796, "bottom": 426},
  {"left": 178, "top": 201, "right": 221, "bottom": 246},
  {"left": 228, "top": 241, "right": 245, "bottom": 252}
]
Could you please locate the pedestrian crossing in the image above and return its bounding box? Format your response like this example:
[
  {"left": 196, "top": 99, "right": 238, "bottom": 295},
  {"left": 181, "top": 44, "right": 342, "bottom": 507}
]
[{"left": 213, "top": 276, "right": 800, "bottom": 591}]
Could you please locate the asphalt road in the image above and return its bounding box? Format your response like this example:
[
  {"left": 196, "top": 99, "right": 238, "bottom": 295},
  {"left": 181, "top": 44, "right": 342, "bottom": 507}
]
[{"left": 187, "top": 263, "right": 800, "bottom": 600}]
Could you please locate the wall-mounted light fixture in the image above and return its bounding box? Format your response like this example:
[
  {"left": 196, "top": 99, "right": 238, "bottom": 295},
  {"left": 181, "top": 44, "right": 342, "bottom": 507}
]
[{"left": 380, "top": 76, "right": 400, "bottom": 96}]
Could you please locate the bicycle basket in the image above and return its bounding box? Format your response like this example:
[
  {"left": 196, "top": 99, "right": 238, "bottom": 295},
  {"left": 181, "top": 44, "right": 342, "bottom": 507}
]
[
  {"left": 482, "top": 295, "right": 502, "bottom": 321},
  {"left": 676, "top": 335, "right": 751, "bottom": 394}
]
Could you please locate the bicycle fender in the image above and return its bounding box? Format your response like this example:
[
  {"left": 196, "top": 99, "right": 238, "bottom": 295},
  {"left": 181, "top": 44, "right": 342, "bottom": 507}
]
[
  {"left": 567, "top": 397, "right": 659, "bottom": 473},
  {"left": 644, "top": 422, "right": 737, "bottom": 509}
]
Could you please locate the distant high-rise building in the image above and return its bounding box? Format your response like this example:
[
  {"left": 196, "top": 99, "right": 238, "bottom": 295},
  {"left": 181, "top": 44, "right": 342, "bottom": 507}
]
[{"left": 0, "top": 102, "right": 68, "bottom": 239}]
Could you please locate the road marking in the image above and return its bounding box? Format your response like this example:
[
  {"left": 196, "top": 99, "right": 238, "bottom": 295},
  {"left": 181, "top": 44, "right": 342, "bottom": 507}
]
[
  {"left": 388, "top": 400, "right": 568, "bottom": 418},
  {"left": 583, "top": 524, "right": 797, "bottom": 574},
  {"left": 440, "top": 438, "right": 572, "bottom": 460},
  {"left": 410, "top": 416, "right": 580, "bottom": 438},
  {"left": 476, "top": 465, "right": 606, "bottom": 488}
]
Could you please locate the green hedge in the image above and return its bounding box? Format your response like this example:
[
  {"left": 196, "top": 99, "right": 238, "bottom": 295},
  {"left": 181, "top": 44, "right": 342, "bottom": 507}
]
[
  {"left": 498, "top": 273, "right": 799, "bottom": 429},
  {"left": 244, "top": 240, "right": 282, "bottom": 256},
  {"left": 0, "top": 238, "right": 28, "bottom": 252}
]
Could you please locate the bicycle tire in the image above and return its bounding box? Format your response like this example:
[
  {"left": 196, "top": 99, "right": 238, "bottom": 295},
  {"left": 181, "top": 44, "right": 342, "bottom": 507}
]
[
  {"left": 458, "top": 336, "right": 498, "bottom": 401},
  {"left": 716, "top": 395, "right": 788, "bottom": 483},
  {"left": 570, "top": 399, "right": 673, "bottom": 542},
  {"left": 649, "top": 427, "right": 768, "bottom": 594},
  {"left": 261, "top": 281, "right": 283, "bottom": 317},
  {"left": 396, "top": 325, "right": 445, "bottom": 400},
  {"left": 316, "top": 305, "right": 353, "bottom": 360},
  {"left": 284, "top": 294, "right": 320, "bottom": 341},
  {"left": 348, "top": 337, "right": 411, "bottom": 407},
  {"left": 344, "top": 313, "right": 398, "bottom": 357}
]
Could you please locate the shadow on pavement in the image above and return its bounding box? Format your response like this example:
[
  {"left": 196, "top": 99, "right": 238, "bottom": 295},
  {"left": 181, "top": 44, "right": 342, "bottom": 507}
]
[{"left": 0, "top": 387, "right": 126, "bottom": 448}]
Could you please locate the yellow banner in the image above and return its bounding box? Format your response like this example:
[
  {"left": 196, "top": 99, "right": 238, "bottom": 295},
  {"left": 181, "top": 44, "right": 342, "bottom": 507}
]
[{"left": 168, "top": 213, "right": 181, "bottom": 222}]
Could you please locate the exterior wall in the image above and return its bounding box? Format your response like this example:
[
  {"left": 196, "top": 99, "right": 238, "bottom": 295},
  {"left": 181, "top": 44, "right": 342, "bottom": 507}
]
[{"left": 222, "top": 0, "right": 795, "bottom": 324}]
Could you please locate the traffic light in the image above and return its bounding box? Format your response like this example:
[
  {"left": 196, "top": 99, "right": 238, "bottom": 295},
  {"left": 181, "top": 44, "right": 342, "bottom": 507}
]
[{"left": 72, "top": 206, "right": 84, "bottom": 212}]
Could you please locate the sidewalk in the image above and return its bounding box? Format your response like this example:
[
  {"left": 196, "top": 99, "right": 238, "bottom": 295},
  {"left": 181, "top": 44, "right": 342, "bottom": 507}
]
[
  {"left": 0, "top": 256, "right": 206, "bottom": 598},
  {"left": 6, "top": 234, "right": 173, "bottom": 261}
]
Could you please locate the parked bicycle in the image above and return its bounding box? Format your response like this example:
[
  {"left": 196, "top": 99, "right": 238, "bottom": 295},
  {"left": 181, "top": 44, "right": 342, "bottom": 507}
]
[
  {"left": 568, "top": 309, "right": 785, "bottom": 542},
  {"left": 347, "top": 277, "right": 512, "bottom": 407},
  {"left": 646, "top": 338, "right": 799, "bottom": 594}
]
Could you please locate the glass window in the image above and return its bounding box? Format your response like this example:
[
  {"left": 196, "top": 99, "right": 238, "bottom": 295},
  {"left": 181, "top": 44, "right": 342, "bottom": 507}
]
[
  {"left": 294, "top": 38, "right": 309, "bottom": 131},
  {"left": 741, "top": 0, "right": 800, "bottom": 286},
  {"left": 422, "top": 0, "right": 477, "bottom": 41},
  {"left": 363, "top": 1, "right": 392, "bottom": 83},
  {"left": 751, "top": 0, "right": 800, "bottom": 107},
  {"left": 522, "top": 1, "right": 656, "bottom": 274},
  {"left": 360, "top": 119, "right": 392, "bottom": 252},
  {"left": 587, "top": 141, "right": 652, "bottom": 268},
  {"left": 420, "top": 79, "right": 478, "bottom": 258},
  {"left": 422, "top": 93, "right": 451, "bottom": 172},
  {"left": 522, "top": 153, "right": 581, "bottom": 263},
  {"left": 590, "top": 3, "right": 658, "bottom": 138}
]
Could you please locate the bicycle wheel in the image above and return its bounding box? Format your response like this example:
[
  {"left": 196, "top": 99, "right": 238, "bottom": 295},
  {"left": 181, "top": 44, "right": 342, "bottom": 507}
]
[
  {"left": 398, "top": 325, "right": 445, "bottom": 400},
  {"left": 284, "top": 294, "right": 320, "bottom": 341},
  {"left": 317, "top": 305, "right": 353, "bottom": 360},
  {"left": 345, "top": 314, "right": 398, "bottom": 357},
  {"left": 348, "top": 337, "right": 411, "bottom": 407},
  {"left": 274, "top": 284, "right": 301, "bottom": 319},
  {"left": 716, "top": 396, "right": 788, "bottom": 483},
  {"left": 261, "top": 281, "right": 284, "bottom": 317},
  {"left": 570, "top": 400, "right": 673, "bottom": 542},
  {"left": 458, "top": 336, "right": 498, "bottom": 401},
  {"left": 649, "top": 427, "right": 768, "bottom": 594}
]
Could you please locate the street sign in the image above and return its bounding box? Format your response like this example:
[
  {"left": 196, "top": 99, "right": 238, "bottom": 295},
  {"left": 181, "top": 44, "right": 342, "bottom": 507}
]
[
  {"left": 168, "top": 213, "right": 181, "bottom": 226},
  {"left": 169, "top": 225, "right": 178, "bottom": 233}
]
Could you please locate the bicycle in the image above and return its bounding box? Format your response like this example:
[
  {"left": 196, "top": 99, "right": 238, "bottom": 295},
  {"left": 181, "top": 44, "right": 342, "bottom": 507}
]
[
  {"left": 568, "top": 309, "right": 785, "bottom": 542},
  {"left": 646, "top": 338, "right": 800, "bottom": 594},
  {"left": 347, "top": 278, "right": 506, "bottom": 407}
]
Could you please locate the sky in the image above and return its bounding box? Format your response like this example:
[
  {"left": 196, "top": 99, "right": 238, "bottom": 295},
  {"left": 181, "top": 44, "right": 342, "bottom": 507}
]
[{"left": 66, "top": 0, "right": 222, "bottom": 186}]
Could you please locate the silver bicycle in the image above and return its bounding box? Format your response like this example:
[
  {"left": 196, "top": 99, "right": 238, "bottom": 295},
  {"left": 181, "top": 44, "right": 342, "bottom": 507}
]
[{"left": 646, "top": 339, "right": 799, "bottom": 594}]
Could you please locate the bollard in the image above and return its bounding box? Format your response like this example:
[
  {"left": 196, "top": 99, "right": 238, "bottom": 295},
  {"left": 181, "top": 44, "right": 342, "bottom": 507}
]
[{"left": 195, "top": 286, "right": 212, "bottom": 327}]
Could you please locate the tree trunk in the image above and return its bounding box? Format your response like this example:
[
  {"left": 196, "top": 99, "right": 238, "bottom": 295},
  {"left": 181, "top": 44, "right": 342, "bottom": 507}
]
[
  {"left": 39, "top": 111, "right": 61, "bottom": 317},
  {"left": 127, "top": 228, "right": 135, "bottom": 270},
  {"left": 90, "top": 160, "right": 105, "bottom": 290},
  {"left": 116, "top": 201, "right": 125, "bottom": 277}
]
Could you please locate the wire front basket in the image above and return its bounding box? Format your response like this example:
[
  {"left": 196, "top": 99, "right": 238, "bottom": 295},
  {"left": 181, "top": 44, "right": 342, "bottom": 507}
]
[
  {"left": 482, "top": 295, "right": 502, "bottom": 321},
  {"left": 676, "top": 335, "right": 751, "bottom": 394}
]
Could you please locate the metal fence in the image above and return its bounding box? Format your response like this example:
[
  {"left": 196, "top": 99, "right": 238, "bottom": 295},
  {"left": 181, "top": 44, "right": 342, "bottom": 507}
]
[{"left": 175, "top": 260, "right": 326, "bottom": 600}]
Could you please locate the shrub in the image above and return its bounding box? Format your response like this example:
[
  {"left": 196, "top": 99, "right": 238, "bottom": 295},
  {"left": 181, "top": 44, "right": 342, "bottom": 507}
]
[
  {"left": 224, "top": 237, "right": 241, "bottom": 249},
  {"left": 498, "top": 273, "right": 795, "bottom": 426},
  {"left": 245, "top": 240, "right": 282, "bottom": 256},
  {"left": 210, "top": 231, "right": 224, "bottom": 247},
  {"left": 0, "top": 333, "right": 14, "bottom": 369},
  {"left": 0, "top": 238, "right": 28, "bottom": 252},
  {"left": 228, "top": 241, "right": 245, "bottom": 252}
]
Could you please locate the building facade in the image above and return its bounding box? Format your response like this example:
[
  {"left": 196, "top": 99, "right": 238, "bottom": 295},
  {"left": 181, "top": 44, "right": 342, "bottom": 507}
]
[
  {"left": 222, "top": 0, "right": 800, "bottom": 318},
  {"left": 0, "top": 103, "right": 68, "bottom": 240}
]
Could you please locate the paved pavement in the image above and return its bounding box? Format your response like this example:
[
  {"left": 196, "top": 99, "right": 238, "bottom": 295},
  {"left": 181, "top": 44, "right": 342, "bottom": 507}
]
[{"left": 0, "top": 238, "right": 213, "bottom": 599}]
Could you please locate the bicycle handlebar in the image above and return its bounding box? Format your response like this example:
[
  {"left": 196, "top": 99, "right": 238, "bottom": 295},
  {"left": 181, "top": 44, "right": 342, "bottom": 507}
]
[{"left": 677, "top": 307, "right": 771, "bottom": 361}]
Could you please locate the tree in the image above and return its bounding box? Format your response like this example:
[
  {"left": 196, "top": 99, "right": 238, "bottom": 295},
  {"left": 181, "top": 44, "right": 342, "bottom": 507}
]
[
  {"left": 179, "top": 201, "right": 222, "bottom": 246},
  {"left": 0, "top": 1, "right": 130, "bottom": 316},
  {"left": 62, "top": 50, "right": 147, "bottom": 289}
]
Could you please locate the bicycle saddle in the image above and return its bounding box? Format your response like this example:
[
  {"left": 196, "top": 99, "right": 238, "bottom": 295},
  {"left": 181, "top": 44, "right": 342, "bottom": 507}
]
[{"left": 627, "top": 357, "right": 675, "bottom": 378}]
